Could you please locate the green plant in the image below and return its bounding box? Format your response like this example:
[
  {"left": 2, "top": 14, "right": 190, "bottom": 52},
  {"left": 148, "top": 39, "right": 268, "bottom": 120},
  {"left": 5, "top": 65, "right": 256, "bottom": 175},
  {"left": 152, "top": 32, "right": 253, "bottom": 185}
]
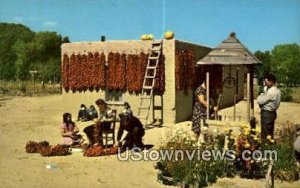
[
  {"left": 271, "top": 122, "right": 299, "bottom": 181},
  {"left": 157, "top": 129, "right": 231, "bottom": 187},
  {"left": 280, "top": 87, "right": 293, "bottom": 102},
  {"left": 156, "top": 123, "right": 300, "bottom": 187},
  {"left": 20, "top": 82, "right": 26, "bottom": 92}
]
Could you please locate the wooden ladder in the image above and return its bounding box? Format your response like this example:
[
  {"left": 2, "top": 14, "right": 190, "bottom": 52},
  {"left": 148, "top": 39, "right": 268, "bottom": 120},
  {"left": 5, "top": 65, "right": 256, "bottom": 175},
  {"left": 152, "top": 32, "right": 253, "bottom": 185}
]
[{"left": 137, "top": 40, "right": 163, "bottom": 126}]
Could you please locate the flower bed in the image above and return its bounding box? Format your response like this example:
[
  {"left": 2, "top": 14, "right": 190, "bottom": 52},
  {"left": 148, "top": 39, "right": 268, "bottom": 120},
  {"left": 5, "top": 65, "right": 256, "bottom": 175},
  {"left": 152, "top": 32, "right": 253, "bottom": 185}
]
[{"left": 156, "top": 122, "right": 299, "bottom": 187}]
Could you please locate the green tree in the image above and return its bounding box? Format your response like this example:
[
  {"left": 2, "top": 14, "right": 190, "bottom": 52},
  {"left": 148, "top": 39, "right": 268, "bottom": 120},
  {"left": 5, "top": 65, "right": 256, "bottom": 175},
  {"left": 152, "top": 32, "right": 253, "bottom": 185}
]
[
  {"left": 34, "top": 32, "right": 62, "bottom": 62},
  {"left": 12, "top": 40, "right": 36, "bottom": 80},
  {"left": 271, "top": 44, "right": 300, "bottom": 87},
  {"left": 35, "top": 58, "right": 60, "bottom": 83},
  {"left": 0, "top": 23, "right": 34, "bottom": 80},
  {"left": 254, "top": 50, "right": 272, "bottom": 85},
  {"left": 0, "top": 23, "right": 70, "bottom": 82}
]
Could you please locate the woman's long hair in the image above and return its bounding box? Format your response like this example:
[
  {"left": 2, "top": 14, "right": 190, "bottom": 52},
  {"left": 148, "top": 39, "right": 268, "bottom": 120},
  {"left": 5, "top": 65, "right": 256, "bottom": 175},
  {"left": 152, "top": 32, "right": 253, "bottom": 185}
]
[{"left": 63, "top": 112, "right": 74, "bottom": 130}]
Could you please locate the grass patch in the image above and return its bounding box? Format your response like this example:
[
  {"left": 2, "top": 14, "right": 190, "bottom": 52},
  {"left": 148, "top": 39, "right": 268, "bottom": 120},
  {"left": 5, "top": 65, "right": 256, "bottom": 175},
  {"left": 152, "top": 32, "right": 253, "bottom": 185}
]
[
  {"left": 0, "top": 80, "right": 61, "bottom": 97},
  {"left": 291, "top": 87, "right": 300, "bottom": 103}
]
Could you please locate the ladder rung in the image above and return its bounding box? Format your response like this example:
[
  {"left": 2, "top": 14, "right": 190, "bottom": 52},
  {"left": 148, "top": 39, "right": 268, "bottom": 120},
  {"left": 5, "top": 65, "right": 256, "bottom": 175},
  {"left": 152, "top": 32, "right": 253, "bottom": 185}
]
[
  {"left": 153, "top": 106, "right": 162, "bottom": 110},
  {"left": 152, "top": 40, "right": 162, "bottom": 45},
  {"left": 149, "top": 56, "right": 159, "bottom": 60},
  {"left": 150, "top": 47, "right": 161, "bottom": 51},
  {"left": 143, "top": 86, "right": 153, "bottom": 90},
  {"left": 145, "top": 75, "right": 155, "bottom": 79},
  {"left": 147, "top": 66, "right": 157, "bottom": 69},
  {"left": 141, "top": 96, "right": 152, "bottom": 99},
  {"left": 139, "top": 107, "right": 150, "bottom": 110}
]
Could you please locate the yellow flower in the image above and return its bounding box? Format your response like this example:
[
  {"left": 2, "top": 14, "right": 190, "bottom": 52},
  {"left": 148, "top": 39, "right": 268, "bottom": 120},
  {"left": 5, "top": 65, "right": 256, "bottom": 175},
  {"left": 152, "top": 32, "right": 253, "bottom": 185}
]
[
  {"left": 224, "top": 128, "right": 229, "bottom": 134},
  {"left": 270, "top": 139, "right": 275, "bottom": 143},
  {"left": 253, "top": 136, "right": 259, "bottom": 141},
  {"left": 244, "top": 143, "right": 250, "bottom": 148},
  {"left": 241, "top": 123, "right": 250, "bottom": 129},
  {"left": 255, "top": 127, "right": 261, "bottom": 132},
  {"left": 244, "top": 131, "right": 250, "bottom": 135},
  {"left": 251, "top": 128, "right": 256, "bottom": 132},
  {"left": 267, "top": 135, "right": 272, "bottom": 140}
]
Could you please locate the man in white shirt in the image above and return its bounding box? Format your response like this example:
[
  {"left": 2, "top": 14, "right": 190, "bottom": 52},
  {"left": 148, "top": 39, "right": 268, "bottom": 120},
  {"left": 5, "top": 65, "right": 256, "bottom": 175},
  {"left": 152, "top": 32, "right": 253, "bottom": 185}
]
[{"left": 257, "top": 73, "right": 281, "bottom": 141}]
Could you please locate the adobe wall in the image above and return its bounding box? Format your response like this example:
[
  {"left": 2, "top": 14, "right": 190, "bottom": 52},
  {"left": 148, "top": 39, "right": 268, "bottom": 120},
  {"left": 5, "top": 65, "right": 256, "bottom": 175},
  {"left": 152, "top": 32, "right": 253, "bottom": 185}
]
[
  {"left": 61, "top": 39, "right": 177, "bottom": 124},
  {"left": 174, "top": 40, "right": 212, "bottom": 122}
]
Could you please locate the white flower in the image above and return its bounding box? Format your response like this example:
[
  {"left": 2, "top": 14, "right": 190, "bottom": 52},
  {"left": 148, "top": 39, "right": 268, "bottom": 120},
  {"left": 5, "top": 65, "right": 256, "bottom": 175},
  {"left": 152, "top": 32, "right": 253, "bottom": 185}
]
[
  {"left": 182, "top": 133, "right": 188, "bottom": 138},
  {"left": 197, "top": 141, "right": 202, "bottom": 147},
  {"left": 202, "top": 126, "right": 208, "bottom": 131}
]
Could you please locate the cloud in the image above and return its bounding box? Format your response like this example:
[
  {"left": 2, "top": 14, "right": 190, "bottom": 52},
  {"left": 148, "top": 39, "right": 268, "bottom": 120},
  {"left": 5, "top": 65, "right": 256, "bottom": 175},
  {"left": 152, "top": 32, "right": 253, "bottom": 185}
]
[
  {"left": 42, "top": 21, "right": 58, "bottom": 28},
  {"left": 10, "top": 16, "right": 38, "bottom": 23},
  {"left": 12, "top": 16, "right": 24, "bottom": 23},
  {"left": 27, "top": 17, "right": 38, "bottom": 21}
]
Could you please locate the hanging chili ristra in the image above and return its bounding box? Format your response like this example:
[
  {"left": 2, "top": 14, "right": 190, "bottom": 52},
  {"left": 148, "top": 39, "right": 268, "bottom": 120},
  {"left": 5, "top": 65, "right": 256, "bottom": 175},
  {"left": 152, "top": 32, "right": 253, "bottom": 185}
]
[
  {"left": 75, "top": 54, "right": 83, "bottom": 92},
  {"left": 116, "top": 53, "right": 127, "bottom": 91},
  {"left": 62, "top": 54, "right": 70, "bottom": 92},
  {"left": 87, "top": 52, "right": 94, "bottom": 91},
  {"left": 80, "top": 54, "right": 88, "bottom": 92}
]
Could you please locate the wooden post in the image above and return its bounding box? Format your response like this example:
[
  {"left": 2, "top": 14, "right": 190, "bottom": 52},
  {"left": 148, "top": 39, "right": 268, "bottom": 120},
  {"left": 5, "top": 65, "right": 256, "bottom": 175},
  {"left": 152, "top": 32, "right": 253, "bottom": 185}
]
[
  {"left": 247, "top": 73, "right": 250, "bottom": 122},
  {"left": 250, "top": 67, "right": 254, "bottom": 118},
  {"left": 265, "top": 160, "right": 274, "bottom": 188},
  {"left": 206, "top": 72, "right": 210, "bottom": 120},
  {"left": 33, "top": 72, "right": 35, "bottom": 93},
  {"left": 29, "top": 70, "right": 38, "bottom": 93},
  {"left": 233, "top": 96, "right": 236, "bottom": 121},
  {"left": 233, "top": 68, "right": 239, "bottom": 121}
]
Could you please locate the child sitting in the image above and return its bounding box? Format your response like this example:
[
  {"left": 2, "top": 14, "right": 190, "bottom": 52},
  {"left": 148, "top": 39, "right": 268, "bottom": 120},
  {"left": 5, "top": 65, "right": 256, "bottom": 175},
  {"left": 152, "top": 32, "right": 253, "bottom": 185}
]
[
  {"left": 87, "top": 105, "right": 98, "bottom": 120},
  {"left": 77, "top": 104, "right": 89, "bottom": 121},
  {"left": 61, "top": 113, "right": 83, "bottom": 146}
]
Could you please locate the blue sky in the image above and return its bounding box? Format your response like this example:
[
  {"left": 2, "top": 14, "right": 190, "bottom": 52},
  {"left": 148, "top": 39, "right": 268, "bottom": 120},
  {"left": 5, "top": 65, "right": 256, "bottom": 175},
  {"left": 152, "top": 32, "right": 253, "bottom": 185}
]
[{"left": 0, "top": 0, "right": 299, "bottom": 52}]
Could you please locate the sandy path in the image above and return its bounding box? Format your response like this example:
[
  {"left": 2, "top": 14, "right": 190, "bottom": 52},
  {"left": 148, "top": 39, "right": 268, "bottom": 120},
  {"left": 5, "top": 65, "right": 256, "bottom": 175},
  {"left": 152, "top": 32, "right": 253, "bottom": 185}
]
[
  {"left": 0, "top": 95, "right": 167, "bottom": 188},
  {"left": 0, "top": 95, "right": 299, "bottom": 188}
]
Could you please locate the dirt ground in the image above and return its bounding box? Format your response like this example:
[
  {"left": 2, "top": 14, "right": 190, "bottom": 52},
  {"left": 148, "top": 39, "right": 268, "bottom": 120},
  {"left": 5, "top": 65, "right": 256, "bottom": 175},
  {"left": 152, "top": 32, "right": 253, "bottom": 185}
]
[{"left": 0, "top": 95, "right": 300, "bottom": 188}]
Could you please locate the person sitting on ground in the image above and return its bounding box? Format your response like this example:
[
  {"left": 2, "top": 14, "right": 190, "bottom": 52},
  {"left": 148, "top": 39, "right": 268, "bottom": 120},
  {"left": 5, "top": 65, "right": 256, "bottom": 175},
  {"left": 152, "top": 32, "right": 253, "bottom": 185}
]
[
  {"left": 87, "top": 105, "right": 98, "bottom": 120},
  {"left": 60, "top": 113, "right": 83, "bottom": 146},
  {"left": 77, "top": 104, "right": 89, "bottom": 122},
  {"left": 117, "top": 114, "right": 145, "bottom": 149}
]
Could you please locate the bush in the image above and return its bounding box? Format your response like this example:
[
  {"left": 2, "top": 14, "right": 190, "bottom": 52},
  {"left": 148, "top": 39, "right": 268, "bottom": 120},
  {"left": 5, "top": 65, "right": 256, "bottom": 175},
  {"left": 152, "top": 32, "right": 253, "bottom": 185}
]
[
  {"left": 281, "top": 87, "right": 293, "bottom": 102},
  {"left": 272, "top": 122, "right": 299, "bottom": 181},
  {"left": 156, "top": 123, "right": 299, "bottom": 187},
  {"left": 156, "top": 129, "right": 232, "bottom": 187}
]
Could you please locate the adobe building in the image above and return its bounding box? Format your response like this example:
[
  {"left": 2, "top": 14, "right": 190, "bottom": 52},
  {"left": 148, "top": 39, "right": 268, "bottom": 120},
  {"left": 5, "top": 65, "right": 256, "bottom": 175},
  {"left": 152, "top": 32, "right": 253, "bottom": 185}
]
[
  {"left": 61, "top": 33, "right": 259, "bottom": 125},
  {"left": 61, "top": 39, "right": 211, "bottom": 124}
]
